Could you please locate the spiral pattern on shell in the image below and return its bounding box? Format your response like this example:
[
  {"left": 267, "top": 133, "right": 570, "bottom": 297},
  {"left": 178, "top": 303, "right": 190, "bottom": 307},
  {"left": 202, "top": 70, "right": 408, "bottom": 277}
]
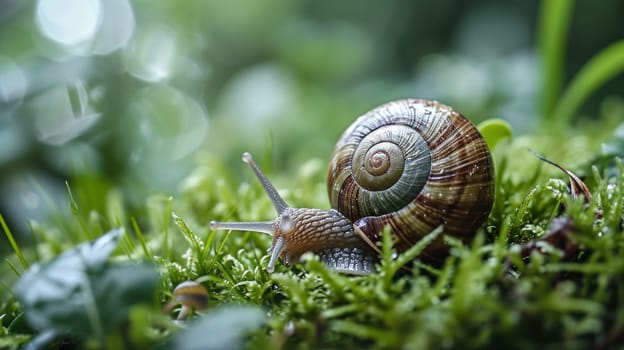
[{"left": 327, "top": 99, "right": 495, "bottom": 259}]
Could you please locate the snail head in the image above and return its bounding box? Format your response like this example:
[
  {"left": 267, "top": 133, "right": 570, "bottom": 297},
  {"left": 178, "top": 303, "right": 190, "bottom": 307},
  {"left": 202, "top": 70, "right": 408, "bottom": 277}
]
[{"left": 210, "top": 152, "right": 297, "bottom": 273}]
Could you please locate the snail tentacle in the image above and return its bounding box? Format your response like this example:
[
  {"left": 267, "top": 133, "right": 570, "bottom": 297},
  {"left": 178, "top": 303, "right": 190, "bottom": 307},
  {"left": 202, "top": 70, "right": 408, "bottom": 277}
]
[
  {"left": 242, "top": 152, "right": 288, "bottom": 214},
  {"left": 267, "top": 236, "right": 285, "bottom": 272},
  {"left": 209, "top": 221, "right": 274, "bottom": 235}
]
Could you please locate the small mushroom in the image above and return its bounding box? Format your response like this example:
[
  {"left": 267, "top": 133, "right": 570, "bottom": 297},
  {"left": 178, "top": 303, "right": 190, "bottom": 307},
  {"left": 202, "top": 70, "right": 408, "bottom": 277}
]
[{"left": 165, "top": 280, "right": 208, "bottom": 320}]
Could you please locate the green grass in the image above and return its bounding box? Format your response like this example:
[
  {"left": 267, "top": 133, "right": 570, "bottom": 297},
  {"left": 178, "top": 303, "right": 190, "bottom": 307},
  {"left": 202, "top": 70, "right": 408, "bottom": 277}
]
[
  {"left": 539, "top": 0, "right": 624, "bottom": 125},
  {"left": 2, "top": 130, "right": 624, "bottom": 349}
]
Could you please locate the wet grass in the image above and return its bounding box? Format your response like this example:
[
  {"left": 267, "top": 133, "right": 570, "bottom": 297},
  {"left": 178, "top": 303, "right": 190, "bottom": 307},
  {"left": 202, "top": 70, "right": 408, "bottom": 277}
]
[{"left": 2, "top": 128, "right": 624, "bottom": 349}]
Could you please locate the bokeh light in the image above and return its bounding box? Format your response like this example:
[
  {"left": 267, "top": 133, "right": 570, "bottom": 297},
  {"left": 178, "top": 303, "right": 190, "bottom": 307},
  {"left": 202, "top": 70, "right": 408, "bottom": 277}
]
[
  {"left": 0, "top": 171, "right": 64, "bottom": 232},
  {"left": 126, "top": 84, "right": 208, "bottom": 161},
  {"left": 0, "top": 57, "right": 28, "bottom": 106},
  {"left": 36, "top": 0, "right": 100, "bottom": 48},
  {"left": 218, "top": 64, "right": 295, "bottom": 129},
  {"left": 35, "top": 0, "right": 135, "bottom": 56},
  {"left": 28, "top": 82, "right": 101, "bottom": 145},
  {"left": 124, "top": 27, "right": 177, "bottom": 82},
  {"left": 90, "top": 0, "right": 135, "bottom": 55}
]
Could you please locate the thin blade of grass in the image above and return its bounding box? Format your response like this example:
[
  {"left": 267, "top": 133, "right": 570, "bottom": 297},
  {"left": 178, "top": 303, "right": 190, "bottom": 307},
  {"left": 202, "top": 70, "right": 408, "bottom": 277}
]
[
  {"left": 420, "top": 256, "right": 455, "bottom": 305},
  {"left": 380, "top": 226, "right": 443, "bottom": 287},
  {"left": 511, "top": 185, "right": 540, "bottom": 234},
  {"left": 215, "top": 262, "right": 246, "bottom": 300},
  {"left": 65, "top": 181, "right": 93, "bottom": 241},
  {"left": 5, "top": 258, "right": 21, "bottom": 277},
  {"left": 393, "top": 226, "right": 444, "bottom": 271},
  {"left": 320, "top": 303, "right": 360, "bottom": 320},
  {"left": 206, "top": 231, "right": 232, "bottom": 272},
  {"left": 120, "top": 233, "right": 135, "bottom": 259},
  {"left": 131, "top": 217, "right": 153, "bottom": 261},
  {"left": 538, "top": 0, "right": 574, "bottom": 118},
  {"left": 1, "top": 213, "right": 28, "bottom": 269},
  {"left": 200, "top": 229, "right": 217, "bottom": 262},
  {"left": 163, "top": 196, "right": 173, "bottom": 259},
  {"left": 26, "top": 221, "right": 41, "bottom": 263},
  {"left": 553, "top": 39, "right": 624, "bottom": 123}
]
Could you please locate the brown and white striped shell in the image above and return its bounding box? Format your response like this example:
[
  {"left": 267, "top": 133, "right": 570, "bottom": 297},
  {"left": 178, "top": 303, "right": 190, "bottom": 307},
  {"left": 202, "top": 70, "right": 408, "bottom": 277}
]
[{"left": 327, "top": 99, "right": 494, "bottom": 260}]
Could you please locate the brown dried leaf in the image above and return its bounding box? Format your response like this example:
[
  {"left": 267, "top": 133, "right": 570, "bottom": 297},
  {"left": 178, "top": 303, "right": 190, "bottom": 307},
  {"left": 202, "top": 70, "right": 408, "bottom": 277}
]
[{"left": 529, "top": 149, "right": 592, "bottom": 202}]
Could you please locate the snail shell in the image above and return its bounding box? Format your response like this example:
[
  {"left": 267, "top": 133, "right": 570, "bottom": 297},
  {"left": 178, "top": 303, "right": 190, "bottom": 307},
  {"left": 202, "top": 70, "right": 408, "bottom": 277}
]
[
  {"left": 328, "top": 99, "right": 494, "bottom": 260},
  {"left": 210, "top": 99, "right": 495, "bottom": 274}
]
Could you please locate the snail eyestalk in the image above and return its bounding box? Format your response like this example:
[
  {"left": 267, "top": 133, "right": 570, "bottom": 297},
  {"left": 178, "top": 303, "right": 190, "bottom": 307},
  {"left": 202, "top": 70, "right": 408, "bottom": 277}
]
[
  {"left": 242, "top": 152, "right": 288, "bottom": 214},
  {"left": 267, "top": 236, "right": 285, "bottom": 273},
  {"left": 208, "top": 220, "right": 274, "bottom": 235}
]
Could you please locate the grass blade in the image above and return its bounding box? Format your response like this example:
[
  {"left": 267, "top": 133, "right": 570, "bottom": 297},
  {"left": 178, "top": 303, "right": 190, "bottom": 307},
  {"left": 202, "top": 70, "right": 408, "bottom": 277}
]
[
  {"left": 1, "top": 213, "right": 28, "bottom": 269},
  {"left": 5, "top": 258, "right": 21, "bottom": 277},
  {"left": 65, "top": 181, "right": 92, "bottom": 241},
  {"left": 131, "top": 217, "right": 153, "bottom": 261},
  {"left": 538, "top": 0, "right": 574, "bottom": 119},
  {"left": 553, "top": 39, "right": 624, "bottom": 123},
  {"left": 163, "top": 197, "right": 173, "bottom": 259}
]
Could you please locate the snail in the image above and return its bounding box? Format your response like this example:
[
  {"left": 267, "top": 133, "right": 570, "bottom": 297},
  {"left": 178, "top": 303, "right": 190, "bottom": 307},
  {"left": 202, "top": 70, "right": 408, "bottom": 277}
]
[{"left": 210, "top": 99, "right": 495, "bottom": 274}]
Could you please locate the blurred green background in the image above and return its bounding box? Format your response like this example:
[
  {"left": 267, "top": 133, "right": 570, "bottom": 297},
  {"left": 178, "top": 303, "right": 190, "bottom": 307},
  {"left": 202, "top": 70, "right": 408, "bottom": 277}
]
[{"left": 1, "top": 0, "right": 623, "bottom": 240}]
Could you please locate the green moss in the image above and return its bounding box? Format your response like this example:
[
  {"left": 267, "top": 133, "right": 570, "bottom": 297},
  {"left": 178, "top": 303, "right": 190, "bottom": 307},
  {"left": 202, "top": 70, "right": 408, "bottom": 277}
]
[{"left": 2, "top": 129, "right": 624, "bottom": 349}]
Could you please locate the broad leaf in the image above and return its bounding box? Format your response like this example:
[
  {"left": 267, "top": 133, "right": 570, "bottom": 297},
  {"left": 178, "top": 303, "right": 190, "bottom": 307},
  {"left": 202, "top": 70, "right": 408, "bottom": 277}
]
[
  {"left": 167, "top": 305, "right": 265, "bottom": 350},
  {"left": 13, "top": 229, "right": 159, "bottom": 341},
  {"left": 477, "top": 118, "right": 512, "bottom": 151}
]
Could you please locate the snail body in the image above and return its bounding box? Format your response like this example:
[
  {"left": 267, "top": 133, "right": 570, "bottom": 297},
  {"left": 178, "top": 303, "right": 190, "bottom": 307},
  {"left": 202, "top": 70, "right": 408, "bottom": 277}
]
[{"left": 210, "top": 99, "right": 495, "bottom": 274}]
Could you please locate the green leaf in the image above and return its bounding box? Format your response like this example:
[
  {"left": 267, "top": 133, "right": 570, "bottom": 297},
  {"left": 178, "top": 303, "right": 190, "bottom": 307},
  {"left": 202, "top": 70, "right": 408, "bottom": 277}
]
[
  {"left": 76, "top": 228, "right": 125, "bottom": 268},
  {"left": 167, "top": 305, "right": 265, "bottom": 350},
  {"left": 538, "top": 0, "right": 574, "bottom": 118},
  {"left": 476, "top": 119, "right": 512, "bottom": 150},
  {"left": 553, "top": 39, "right": 624, "bottom": 123},
  {"left": 13, "top": 229, "right": 159, "bottom": 342}
]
